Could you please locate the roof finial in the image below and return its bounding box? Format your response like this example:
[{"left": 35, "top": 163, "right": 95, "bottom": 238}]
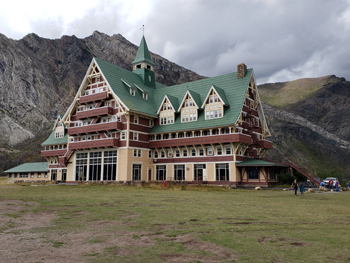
[{"left": 140, "top": 25, "right": 147, "bottom": 35}]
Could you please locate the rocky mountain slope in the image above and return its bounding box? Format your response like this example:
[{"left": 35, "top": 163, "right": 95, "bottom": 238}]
[
  {"left": 0, "top": 32, "right": 349, "bottom": 182},
  {"left": 260, "top": 75, "right": 350, "bottom": 180},
  {"left": 0, "top": 31, "right": 204, "bottom": 146}
]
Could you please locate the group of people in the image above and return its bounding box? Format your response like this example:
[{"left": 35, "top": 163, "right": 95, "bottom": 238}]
[
  {"left": 291, "top": 179, "right": 350, "bottom": 195},
  {"left": 319, "top": 179, "right": 341, "bottom": 192},
  {"left": 291, "top": 180, "right": 305, "bottom": 196}
]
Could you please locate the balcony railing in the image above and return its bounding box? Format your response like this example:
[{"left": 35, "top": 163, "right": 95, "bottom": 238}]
[
  {"left": 41, "top": 149, "right": 67, "bottom": 157},
  {"left": 149, "top": 133, "right": 252, "bottom": 148},
  {"left": 79, "top": 91, "right": 108, "bottom": 104},
  {"left": 69, "top": 138, "right": 119, "bottom": 150},
  {"left": 68, "top": 121, "right": 122, "bottom": 135},
  {"left": 256, "top": 140, "right": 273, "bottom": 149},
  {"left": 76, "top": 106, "right": 113, "bottom": 119}
]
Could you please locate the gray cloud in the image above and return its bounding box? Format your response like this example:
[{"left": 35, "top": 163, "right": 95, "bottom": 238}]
[{"left": 1, "top": 0, "right": 350, "bottom": 84}]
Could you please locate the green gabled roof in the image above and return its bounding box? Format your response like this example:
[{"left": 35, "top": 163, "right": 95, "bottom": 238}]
[
  {"left": 4, "top": 162, "right": 48, "bottom": 173},
  {"left": 149, "top": 69, "right": 253, "bottom": 133},
  {"left": 236, "top": 159, "right": 287, "bottom": 167},
  {"left": 41, "top": 131, "right": 68, "bottom": 146},
  {"left": 166, "top": 95, "right": 180, "bottom": 113},
  {"left": 188, "top": 90, "right": 202, "bottom": 109},
  {"left": 131, "top": 36, "right": 155, "bottom": 66},
  {"left": 94, "top": 58, "right": 163, "bottom": 117},
  {"left": 94, "top": 57, "right": 253, "bottom": 133},
  {"left": 213, "top": 85, "right": 229, "bottom": 106}
]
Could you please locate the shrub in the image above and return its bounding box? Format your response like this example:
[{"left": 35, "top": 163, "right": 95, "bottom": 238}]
[{"left": 277, "top": 173, "right": 295, "bottom": 185}]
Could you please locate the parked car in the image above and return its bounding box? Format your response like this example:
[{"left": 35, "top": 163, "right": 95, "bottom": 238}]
[{"left": 322, "top": 177, "right": 339, "bottom": 188}]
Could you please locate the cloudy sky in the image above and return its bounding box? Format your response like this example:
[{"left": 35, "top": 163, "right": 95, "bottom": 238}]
[{"left": 1, "top": 0, "right": 350, "bottom": 84}]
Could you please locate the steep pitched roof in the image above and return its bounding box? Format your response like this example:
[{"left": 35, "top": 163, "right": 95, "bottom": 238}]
[
  {"left": 149, "top": 69, "right": 253, "bottom": 133},
  {"left": 131, "top": 36, "right": 155, "bottom": 66},
  {"left": 90, "top": 58, "right": 253, "bottom": 133},
  {"left": 4, "top": 162, "right": 48, "bottom": 173},
  {"left": 41, "top": 131, "right": 68, "bottom": 146},
  {"left": 177, "top": 90, "right": 202, "bottom": 111},
  {"left": 157, "top": 95, "right": 179, "bottom": 114}
]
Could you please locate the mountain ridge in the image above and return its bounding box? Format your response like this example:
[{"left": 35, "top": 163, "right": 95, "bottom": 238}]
[{"left": 0, "top": 32, "right": 349, "bottom": 182}]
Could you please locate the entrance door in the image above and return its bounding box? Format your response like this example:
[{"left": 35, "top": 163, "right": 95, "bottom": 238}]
[
  {"left": 51, "top": 169, "right": 57, "bottom": 181},
  {"left": 61, "top": 169, "right": 67, "bottom": 182},
  {"left": 194, "top": 164, "right": 206, "bottom": 181},
  {"left": 148, "top": 168, "right": 152, "bottom": 181}
]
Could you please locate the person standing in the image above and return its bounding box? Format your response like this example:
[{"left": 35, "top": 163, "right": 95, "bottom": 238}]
[
  {"left": 300, "top": 183, "right": 305, "bottom": 195},
  {"left": 291, "top": 179, "right": 299, "bottom": 196},
  {"left": 335, "top": 181, "right": 340, "bottom": 192},
  {"left": 329, "top": 179, "right": 334, "bottom": 191}
]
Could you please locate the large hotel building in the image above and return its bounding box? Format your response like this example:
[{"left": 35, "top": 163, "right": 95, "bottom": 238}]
[{"left": 6, "top": 35, "right": 290, "bottom": 186}]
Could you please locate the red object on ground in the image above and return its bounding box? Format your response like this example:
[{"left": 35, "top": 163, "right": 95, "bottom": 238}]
[{"left": 163, "top": 181, "right": 166, "bottom": 189}]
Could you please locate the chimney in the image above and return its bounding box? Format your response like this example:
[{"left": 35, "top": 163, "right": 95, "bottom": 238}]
[{"left": 237, "top": 63, "right": 247, "bottom": 79}]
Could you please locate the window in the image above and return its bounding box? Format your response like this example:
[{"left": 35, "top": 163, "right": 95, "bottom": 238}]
[
  {"left": 208, "top": 147, "right": 213, "bottom": 155},
  {"left": 199, "top": 148, "right": 204, "bottom": 156},
  {"left": 134, "top": 116, "right": 138, "bottom": 124},
  {"left": 226, "top": 146, "right": 231, "bottom": 155},
  {"left": 206, "top": 109, "right": 223, "bottom": 120},
  {"left": 191, "top": 148, "right": 196, "bottom": 156},
  {"left": 143, "top": 93, "right": 148, "bottom": 100},
  {"left": 133, "top": 132, "right": 138, "bottom": 141},
  {"left": 168, "top": 150, "right": 172, "bottom": 157},
  {"left": 38, "top": 174, "right": 41, "bottom": 178},
  {"left": 121, "top": 131, "right": 126, "bottom": 140},
  {"left": 132, "top": 164, "right": 142, "bottom": 180},
  {"left": 174, "top": 165, "right": 185, "bottom": 181},
  {"left": 103, "top": 150, "right": 117, "bottom": 181},
  {"left": 248, "top": 169, "right": 259, "bottom": 180},
  {"left": 133, "top": 149, "right": 141, "bottom": 158},
  {"left": 75, "top": 153, "right": 88, "bottom": 181},
  {"left": 31, "top": 173, "right": 34, "bottom": 178},
  {"left": 217, "top": 147, "right": 222, "bottom": 155},
  {"left": 20, "top": 173, "right": 28, "bottom": 178},
  {"left": 161, "top": 151, "right": 165, "bottom": 158},
  {"left": 183, "top": 149, "right": 188, "bottom": 157},
  {"left": 154, "top": 151, "right": 158, "bottom": 158},
  {"left": 130, "top": 88, "right": 135, "bottom": 96},
  {"left": 88, "top": 152, "right": 101, "bottom": 181},
  {"left": 117, "top": 116, "right": 121, "bottom": 121},
  {"left": 216, "top": 163, "right": 229, "bottom": 181},
  {"left": 44, "top": 173, "right": 48, "bottom": 178},
  {"left": 175, "top": 150, "right": 180, "bottom": 157},
  {"left": 156, "top": 165, "right": 166, "bottom": 180},
  {"left": 150, "top": 119, "right": 154, "bottom": 127},
  {"left": 148, "top": 151, "right": 152, "bottom": 158},
  {"left": 270, "top": 170, "right": 276, "bottom": 180}
]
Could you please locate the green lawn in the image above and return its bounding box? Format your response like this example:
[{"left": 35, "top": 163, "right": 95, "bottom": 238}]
[{"left": 0, "top": 182, "right": 349, "bottom": 262}]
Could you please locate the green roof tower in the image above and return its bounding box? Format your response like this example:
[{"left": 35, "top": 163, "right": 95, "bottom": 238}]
[{"left": 132, "top": 35, "right": 156, "bottom": 88}]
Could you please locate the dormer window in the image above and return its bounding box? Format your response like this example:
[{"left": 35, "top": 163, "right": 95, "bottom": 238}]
[
  {"left": 147, "top": 65, "right": 151, "bottom": 69},
  {"left": 136, "top": 64, "right": 141, "bottom": 69},
  {"left": 130, "top": 88, "right": 135, "bottom": 96}
]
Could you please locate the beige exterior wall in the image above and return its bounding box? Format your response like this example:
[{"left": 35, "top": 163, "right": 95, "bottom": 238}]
[
  {"left": 7, "top": 171, "right": 50, "bottom": 184},
  {"left": 66, "top": 153, "right": 76, "bottom": 181}
]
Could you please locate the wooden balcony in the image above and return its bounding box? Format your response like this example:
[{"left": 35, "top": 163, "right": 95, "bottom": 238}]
[
  {"left": 79, "top": 91, "right": 108, "bottom": 104},
  {"left": 41, "top": 149, "right": 67, "bottom": 157},
  {"left": 256, "top": 140, "right": 273, "bottom": 149},
  {"left": 69, "top": 138, "right": 119, "bottom": 150},
  {"left": 149, "top": 133, "right": 252, "bottom": 148},
  {"left": 67, "top": 121, "right": 122, "bottom": 135},
  {"left": 76, "top": 106, "right": 113, "bottom": 119}
]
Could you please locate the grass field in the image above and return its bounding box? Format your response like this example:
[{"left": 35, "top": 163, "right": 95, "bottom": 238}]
[{"left": 0, "top": 179, "right": 349, "bottom": 263}]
